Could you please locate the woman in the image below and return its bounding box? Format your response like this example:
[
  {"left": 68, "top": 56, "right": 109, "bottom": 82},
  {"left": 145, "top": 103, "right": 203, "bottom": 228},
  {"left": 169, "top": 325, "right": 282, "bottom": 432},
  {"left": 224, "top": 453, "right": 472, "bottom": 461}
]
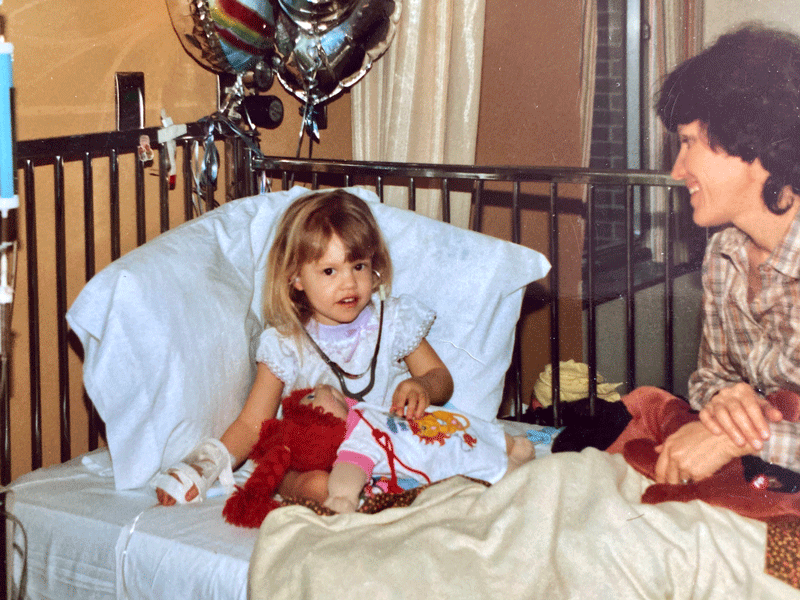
[{"left": 653, "top": 24, "right": 800, "bottom": 484}]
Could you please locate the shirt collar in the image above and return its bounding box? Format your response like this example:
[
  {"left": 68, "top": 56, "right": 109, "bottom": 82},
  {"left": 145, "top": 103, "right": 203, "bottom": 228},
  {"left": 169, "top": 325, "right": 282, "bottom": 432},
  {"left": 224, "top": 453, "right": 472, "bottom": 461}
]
[{"left": 716, "top": 209, "right": 800, "bottom": 280}]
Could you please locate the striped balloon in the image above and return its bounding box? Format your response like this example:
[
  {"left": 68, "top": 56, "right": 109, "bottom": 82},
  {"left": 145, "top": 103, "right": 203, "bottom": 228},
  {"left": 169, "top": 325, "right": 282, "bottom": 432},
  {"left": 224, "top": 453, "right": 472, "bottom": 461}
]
[
  {"left": 210, "top": 0, "right": 277, "bottom": 72},
  {"left": 166, "top": 0, "right": 277, "bottom": 74}
]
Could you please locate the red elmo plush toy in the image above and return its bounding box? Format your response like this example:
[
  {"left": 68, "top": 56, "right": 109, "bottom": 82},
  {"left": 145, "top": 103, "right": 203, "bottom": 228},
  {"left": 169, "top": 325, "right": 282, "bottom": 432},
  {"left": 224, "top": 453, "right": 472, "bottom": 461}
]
[{"left": 223, "top": 388, "right": 347, "bottom": 528}]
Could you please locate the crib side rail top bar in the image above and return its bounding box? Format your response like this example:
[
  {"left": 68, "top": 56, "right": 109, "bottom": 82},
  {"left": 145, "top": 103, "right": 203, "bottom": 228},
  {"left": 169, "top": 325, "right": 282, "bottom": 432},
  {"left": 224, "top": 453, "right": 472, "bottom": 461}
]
[
  {"left": 252, "top": 155, "right": 677, "bottom": 186},
  {"left": 15, "top": 123, "right": 209, "bottom": 162}
]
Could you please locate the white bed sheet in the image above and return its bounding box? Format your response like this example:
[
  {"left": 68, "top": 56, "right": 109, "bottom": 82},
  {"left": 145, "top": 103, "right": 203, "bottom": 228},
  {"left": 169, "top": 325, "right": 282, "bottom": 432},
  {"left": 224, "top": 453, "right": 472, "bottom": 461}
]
[
  {"left": 8, "top": 422, "right": 546, "bottom": 600},
  {"left": 9, "top": 449, "right": 255, "bottom": 600}
]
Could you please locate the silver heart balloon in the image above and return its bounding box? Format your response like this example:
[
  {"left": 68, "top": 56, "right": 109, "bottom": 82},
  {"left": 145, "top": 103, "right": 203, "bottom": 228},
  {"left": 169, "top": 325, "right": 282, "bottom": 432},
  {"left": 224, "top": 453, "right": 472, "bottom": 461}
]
[{"left": 273, "top": 0, "right": 401, "bottom": 105}]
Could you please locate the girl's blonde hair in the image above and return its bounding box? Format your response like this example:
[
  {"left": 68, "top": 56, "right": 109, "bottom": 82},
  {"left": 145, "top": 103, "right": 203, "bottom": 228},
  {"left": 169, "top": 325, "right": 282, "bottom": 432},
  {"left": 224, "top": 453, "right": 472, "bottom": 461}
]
[{"left": 264, "top": 189, "right": 393, "bottom": 337}]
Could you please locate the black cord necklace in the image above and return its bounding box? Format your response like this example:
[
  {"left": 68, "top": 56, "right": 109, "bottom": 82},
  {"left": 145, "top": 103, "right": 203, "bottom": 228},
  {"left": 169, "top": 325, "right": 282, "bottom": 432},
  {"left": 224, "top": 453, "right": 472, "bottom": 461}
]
[{"left": 303, "top": 300, "right": 385, "bottom": 402}]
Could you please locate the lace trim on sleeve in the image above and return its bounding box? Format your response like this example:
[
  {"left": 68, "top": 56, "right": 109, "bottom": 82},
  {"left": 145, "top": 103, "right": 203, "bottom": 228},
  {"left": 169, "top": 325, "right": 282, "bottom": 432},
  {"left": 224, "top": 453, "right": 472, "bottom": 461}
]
[
  {"left": 390, "top": 294, "right": 436, "bottom": 362},
  {"left": 254, "top": 327, "right": 298, "bottom": 386}
]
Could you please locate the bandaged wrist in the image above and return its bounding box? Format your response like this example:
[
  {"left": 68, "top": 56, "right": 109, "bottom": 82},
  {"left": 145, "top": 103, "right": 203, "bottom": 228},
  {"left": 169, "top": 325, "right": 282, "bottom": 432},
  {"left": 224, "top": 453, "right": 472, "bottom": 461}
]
[{"left": 152, "top": 438, "right": 236, "bottom": 504}]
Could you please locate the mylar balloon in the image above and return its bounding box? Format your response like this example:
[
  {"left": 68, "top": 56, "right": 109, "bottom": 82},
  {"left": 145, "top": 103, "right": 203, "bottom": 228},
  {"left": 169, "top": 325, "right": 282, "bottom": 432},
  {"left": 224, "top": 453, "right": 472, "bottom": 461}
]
[
  {"left": 166, "top": 0, "right": 278, "bottom": 74},
  {"left": 273, "top": 0, "right": 401, "bottom": 105}
]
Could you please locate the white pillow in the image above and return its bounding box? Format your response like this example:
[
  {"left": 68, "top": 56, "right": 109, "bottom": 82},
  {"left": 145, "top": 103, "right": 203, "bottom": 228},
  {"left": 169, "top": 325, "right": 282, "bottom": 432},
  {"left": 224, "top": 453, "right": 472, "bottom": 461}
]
[{"left": 67, "top": 187, "right": 549, "bottom": 490}]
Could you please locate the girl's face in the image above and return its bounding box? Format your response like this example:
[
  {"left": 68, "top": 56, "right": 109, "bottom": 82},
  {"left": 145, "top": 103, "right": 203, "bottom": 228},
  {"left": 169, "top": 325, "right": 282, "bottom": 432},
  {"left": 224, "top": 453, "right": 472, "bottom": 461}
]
[
  {"left": 671, "top": 120, "right": 769, "bottom": 228},
  {"left": 293, "top": 234, "right": 374, "bottom": 326}
]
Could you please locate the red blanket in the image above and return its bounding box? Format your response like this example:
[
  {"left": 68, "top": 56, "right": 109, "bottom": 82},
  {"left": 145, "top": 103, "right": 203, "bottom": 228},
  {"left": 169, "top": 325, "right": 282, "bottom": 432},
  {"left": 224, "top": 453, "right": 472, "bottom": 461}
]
[{"left": 606, "top": 386, "right": 800, "bottom": 521}]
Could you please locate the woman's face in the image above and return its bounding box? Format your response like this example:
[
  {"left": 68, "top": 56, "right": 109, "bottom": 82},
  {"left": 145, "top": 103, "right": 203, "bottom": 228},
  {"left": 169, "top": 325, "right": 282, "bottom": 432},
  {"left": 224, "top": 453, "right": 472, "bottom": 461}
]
[{"left": 671, "top": 120, "right": 769, "bottom": 228}]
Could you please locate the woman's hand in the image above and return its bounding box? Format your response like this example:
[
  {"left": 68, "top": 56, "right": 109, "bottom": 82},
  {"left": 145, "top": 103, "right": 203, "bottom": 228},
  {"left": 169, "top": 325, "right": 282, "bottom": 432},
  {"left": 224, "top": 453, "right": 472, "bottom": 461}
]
[
  {"left": 699, "top": 382, "right": 783, "bottom": 450},
  {"left": 654, "top": 421, "right": 754, "bottom": 484}
]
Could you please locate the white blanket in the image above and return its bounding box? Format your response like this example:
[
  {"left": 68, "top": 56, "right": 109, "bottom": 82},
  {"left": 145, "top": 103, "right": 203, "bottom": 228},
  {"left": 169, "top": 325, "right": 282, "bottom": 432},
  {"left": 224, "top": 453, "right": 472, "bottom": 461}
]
[{"left": 249, "top": 449, "right": 799, "bottom": 599}]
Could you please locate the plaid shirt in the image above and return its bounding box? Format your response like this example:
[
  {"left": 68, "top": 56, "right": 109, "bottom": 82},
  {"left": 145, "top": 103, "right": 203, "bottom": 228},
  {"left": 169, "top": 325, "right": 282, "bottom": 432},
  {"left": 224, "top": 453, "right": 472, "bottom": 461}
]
[{"left": 688, "top": 212, "right": 800, "bottom": 472}]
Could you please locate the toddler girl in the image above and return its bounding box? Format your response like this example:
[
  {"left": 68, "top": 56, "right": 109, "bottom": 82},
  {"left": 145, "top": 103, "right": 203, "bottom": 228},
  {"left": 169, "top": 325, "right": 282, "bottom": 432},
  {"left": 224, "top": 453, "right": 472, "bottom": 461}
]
[{"left": 155, "top": 189, "right": 453, "bottom": 505}]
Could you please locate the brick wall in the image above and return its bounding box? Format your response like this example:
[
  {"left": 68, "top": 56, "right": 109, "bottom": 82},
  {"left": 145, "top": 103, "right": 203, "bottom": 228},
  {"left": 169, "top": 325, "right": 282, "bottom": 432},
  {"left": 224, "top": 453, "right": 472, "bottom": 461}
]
[{"left": 589, "top": 0, "right": 627, "bottom": 247}]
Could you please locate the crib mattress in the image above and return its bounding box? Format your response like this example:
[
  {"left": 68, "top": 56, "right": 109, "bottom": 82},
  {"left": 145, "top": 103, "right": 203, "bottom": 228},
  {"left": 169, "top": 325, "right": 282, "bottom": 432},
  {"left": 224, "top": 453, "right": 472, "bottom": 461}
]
[{"left": 9, "top": 449, "right": 255, "bottom": 600}]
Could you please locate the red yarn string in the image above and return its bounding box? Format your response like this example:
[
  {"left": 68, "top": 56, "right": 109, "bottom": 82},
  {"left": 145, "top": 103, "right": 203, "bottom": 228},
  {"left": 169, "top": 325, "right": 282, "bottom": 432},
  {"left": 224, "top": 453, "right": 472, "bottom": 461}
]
[{"left": 355, "top": 409, "right": 431, "bottom": 493}]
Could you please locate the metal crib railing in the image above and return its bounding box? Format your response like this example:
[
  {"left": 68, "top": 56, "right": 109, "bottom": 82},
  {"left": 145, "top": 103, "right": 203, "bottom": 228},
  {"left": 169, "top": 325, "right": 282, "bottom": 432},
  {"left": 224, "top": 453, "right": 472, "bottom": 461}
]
[
  {"left": 247, "top": 155, "right": 699, "bottom": 425},
  {"left": 7, "top": 123, "right": 243, "bottom": 484},
  {"left": 3, "top": 127, "right": 698, "bottom": 490}
]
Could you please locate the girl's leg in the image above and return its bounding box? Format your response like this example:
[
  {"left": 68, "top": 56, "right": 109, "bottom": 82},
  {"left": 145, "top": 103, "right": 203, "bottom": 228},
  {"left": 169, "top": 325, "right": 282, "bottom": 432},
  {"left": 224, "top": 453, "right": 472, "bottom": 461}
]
[
  {"left": 278, "top": 469, "right": 330, "bottom": 503},
  {"left": 505, "top": 434, "right": 535, "bottom": 472}
]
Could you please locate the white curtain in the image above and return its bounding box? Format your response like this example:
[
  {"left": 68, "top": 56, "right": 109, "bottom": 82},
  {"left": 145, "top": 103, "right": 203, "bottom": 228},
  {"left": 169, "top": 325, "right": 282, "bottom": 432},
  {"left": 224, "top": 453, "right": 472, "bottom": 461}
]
[
  {"left": 580, "top": 0, "right": 598, "bottom": 172},
  {"left": 643, "top": 0, "right": 704, "bottom": 262},
  {"left": 351, "top": 0, "right": 485, "bottom": 228}
]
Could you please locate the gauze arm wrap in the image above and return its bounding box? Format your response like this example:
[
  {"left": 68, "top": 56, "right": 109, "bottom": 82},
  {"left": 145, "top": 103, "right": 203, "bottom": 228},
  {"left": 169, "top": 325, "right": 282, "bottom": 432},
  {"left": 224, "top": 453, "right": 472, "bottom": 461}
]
[{"left": 151, "top": 438, "right": 235, "bottom": 504}]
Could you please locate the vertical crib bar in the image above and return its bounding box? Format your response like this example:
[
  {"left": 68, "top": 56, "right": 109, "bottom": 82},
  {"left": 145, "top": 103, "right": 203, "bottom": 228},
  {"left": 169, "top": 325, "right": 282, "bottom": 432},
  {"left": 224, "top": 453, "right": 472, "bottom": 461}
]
[
  {"left": 472, "top": 180, "right": 484, "bottom": 232},
  {"left": 511, "top": 181, "right": 521, "bottom": 244},
  {"left": 109, "top": 150, "right": 121, "bottom": 261},
  {"left": 54, "top": 157, "right": 71, "bottom": 463},
  {"left": 549, "top": 182, "right": 561, "bottom": 425},
  {"left": 183, "top": 143, "right": 195, "bottom": 221},
  {"left": 183, "top": 143, "right": 193, "bottom": 222},
  {"left": 82, "top": 153, "right": 100, "bottom": 451},
  {"left": 441, "top": 178, "right": 451, "bottom": 224},
  {"left": 240, "top": 148, "right": 253, "bottom": 197},
  {"left": 312, "top": 172, "right": 319, "bottom": 190},
  {"left": 408, "top": 178, "right": 416, "bottom": 212},
  {"left": 376, "top": 176, "right": 384, "bottom": 203},
  {"left": 24, "top": 161, "right": 42, "bottom": 471},
  {"left": 203, "top": 183, "right": 214, "bottom": 213},
  {"left": 664, "top": 187, "right": 675, "bottom": 393},
  {"left": 82, "top": 154, "right": 95, "bottom": 279},
  {"left": 509, "top": 180, "right": 523, "bottom": 417},
  {"left": 586, "top": 185, "right": 597, "bottom": 418},
  {"left": 135, "top": 156, "right": 146, "bottom": 246},
  {"left": 248, "top": 148, "right": 261, "bottom": 198},
  {"left": 625, "top": 184, "right": 636, "bottom": 390},
  {"left": 159, "top": 147, "right": 170, "bottom": 233}
]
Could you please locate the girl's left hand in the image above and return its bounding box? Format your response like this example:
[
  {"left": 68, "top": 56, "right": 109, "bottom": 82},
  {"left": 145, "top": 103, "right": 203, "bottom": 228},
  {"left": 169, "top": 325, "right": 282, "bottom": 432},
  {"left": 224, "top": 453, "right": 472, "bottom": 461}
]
[{"left": 391, "top": 377, "right": 432, "bottom": 419}]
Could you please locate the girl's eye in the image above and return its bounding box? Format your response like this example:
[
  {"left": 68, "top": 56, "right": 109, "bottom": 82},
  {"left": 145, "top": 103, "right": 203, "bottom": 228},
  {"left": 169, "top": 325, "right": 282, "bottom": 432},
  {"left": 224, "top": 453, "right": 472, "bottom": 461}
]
[
  {"left": 322, "top": 268, "right": 334, "bottom": 276},
  {"left": 354, "top": 263, "right": 367, "bottom": 271}
]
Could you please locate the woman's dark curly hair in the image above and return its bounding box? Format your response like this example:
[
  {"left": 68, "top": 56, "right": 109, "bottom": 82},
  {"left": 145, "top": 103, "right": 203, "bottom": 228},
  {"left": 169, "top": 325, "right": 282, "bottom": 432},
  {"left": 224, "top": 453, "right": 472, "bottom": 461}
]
[{"left": 657, "top": 24, "right": 800, "bottom": 214}]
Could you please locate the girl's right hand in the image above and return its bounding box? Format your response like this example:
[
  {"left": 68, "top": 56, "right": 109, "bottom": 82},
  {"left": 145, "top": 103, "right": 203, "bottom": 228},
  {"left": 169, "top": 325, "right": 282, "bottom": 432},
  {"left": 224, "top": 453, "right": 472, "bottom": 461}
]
[
  {"left": 699, "top": 382, "right": 783, "bottom": 450},
  {"left": 390, "top": 376, "right": 432, "bottom": 419},
  {"left": 156, "top": 470, "right": 199, "bottom": 505}
]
